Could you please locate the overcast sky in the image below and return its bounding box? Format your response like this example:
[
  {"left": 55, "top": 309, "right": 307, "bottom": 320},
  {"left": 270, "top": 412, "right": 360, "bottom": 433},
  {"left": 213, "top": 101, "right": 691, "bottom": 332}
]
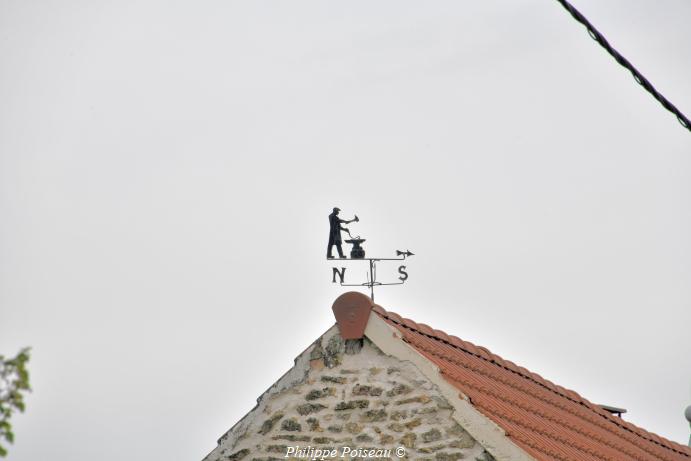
[{"left": 1, "top": 1, "right": 690, "bottom": 460}]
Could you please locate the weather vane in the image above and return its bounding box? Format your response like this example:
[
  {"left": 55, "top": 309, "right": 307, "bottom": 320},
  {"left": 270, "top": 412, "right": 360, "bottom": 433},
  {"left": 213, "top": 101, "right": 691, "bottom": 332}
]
[{"left": 326, "top": 207, "right": 414, "bottom": 301}]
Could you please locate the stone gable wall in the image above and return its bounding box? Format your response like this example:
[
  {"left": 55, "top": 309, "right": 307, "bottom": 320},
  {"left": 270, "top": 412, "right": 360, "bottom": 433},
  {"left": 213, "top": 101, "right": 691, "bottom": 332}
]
[{"left": 204, "top": 327, "right": 495, "bottom": 461}]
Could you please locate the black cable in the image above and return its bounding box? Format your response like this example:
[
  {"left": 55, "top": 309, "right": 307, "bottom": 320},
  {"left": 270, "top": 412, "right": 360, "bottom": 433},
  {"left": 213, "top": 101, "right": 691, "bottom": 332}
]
[{"left": 554, "top": 0, "right": 691, "bottom": 133}]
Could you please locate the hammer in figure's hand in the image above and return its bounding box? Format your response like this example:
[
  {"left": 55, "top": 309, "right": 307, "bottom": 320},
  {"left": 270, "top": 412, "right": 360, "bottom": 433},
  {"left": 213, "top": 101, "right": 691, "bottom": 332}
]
[{"left": 344, "top": 214, "right": 359, "bottom": 224}]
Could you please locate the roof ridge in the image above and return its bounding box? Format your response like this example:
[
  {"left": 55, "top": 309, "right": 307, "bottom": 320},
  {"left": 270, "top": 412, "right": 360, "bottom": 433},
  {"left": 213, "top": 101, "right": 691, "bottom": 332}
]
[{"left": 371, "top": 305, "right": 691, "bottom": 457}]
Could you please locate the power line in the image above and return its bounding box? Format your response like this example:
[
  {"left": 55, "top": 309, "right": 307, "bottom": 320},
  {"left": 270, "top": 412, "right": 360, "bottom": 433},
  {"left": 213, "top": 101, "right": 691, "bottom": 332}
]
[{"left": 554, "top": 0, "right": 691, "bottom": 133}]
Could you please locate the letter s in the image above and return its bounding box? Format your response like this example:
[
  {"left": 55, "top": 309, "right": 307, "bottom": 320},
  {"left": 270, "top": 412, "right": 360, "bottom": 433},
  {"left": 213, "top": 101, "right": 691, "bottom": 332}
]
[{"left": 398, "top": 265, "right": 408, "bottom": 282}]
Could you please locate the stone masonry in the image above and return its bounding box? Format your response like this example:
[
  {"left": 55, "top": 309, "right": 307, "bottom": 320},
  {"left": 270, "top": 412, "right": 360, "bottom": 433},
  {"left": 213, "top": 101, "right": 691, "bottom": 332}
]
[{"left": 203, "top": 326, "right": 495, "bottom": 461}]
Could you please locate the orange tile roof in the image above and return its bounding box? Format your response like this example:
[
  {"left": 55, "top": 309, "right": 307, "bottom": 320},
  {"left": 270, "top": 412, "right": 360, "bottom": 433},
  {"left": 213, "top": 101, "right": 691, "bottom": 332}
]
[{"left": 372, "top": 305, "right": 691, "bottom": 461}]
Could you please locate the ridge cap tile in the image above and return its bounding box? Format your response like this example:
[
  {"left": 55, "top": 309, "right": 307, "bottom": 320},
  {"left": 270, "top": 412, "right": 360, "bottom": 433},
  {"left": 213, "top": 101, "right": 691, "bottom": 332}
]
[
  {"left": 452, "top": 335, "right": 480, "bottom": 355},
  {"left": 415, "top": 322, "right": 435, "bottom": 336},
  {"left": 432, "top": 328, "right": 452, "bottom": 343},
  {"left": 474, "top": 345, "right": 494, "bottom": 360},
  {"left": 386, "top": 310, "right": 404, "bottom": 324},
  {"left": 502, "top": 359, "right": 521, "bottom": 373},
  {"left": 401, "top": 318, "right": 419, "bottom": 331}
]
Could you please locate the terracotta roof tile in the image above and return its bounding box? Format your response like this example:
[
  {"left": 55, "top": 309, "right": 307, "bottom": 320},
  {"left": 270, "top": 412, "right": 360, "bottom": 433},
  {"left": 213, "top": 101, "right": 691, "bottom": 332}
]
[{"left": 372, "top": 306, "right": 691, "bottom": 461}]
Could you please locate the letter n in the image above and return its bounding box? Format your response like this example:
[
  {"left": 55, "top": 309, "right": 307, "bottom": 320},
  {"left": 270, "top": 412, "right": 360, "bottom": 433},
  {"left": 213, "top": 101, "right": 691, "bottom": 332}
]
[{"left": 332, "top": 267, "right": 346, "bottom": 283}]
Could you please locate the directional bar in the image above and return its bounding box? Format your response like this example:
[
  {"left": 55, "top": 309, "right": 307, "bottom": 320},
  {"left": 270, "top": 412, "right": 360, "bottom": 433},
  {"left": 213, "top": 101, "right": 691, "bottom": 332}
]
[{"left": 326, "top": 257, "right": 407, "bottom": 261}]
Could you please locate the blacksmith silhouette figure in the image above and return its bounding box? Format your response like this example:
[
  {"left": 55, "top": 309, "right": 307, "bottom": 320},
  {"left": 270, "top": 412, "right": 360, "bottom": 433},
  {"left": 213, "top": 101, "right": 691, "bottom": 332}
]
[{"left": 327, "top": 207, "right": 359, "bottom": 259}]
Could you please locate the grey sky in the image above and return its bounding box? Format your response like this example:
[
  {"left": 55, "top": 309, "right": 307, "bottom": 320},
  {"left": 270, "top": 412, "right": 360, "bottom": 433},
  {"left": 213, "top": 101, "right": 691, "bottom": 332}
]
[{"left": 1, "top": 1, "right": 690, "bottom": 460}]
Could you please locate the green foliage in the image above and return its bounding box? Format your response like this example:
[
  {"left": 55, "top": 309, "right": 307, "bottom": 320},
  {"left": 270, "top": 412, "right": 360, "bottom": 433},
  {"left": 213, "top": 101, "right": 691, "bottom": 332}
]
[{"left": 0, "top": 348, "right": 31, "bottom": 457}]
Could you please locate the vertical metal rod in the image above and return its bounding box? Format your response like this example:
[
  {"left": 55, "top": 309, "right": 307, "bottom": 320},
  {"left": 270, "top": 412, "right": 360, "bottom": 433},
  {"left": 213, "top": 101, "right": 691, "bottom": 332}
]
[{"left": 369, "top": 259, "right": 375, "bottom": 301}]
